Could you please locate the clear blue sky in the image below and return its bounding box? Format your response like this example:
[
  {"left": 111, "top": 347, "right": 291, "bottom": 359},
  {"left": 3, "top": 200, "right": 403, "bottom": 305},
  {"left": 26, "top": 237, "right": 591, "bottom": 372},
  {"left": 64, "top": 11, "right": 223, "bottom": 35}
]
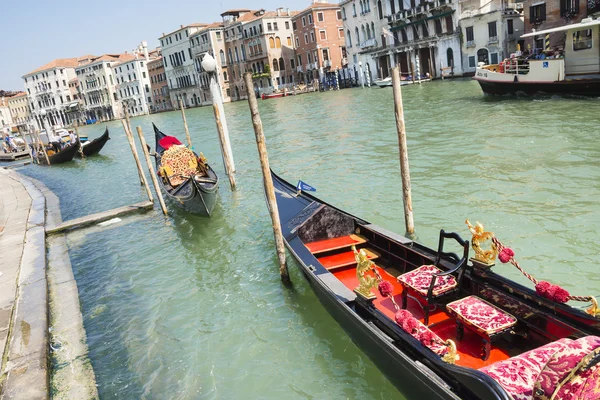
[{"left": 1, "top": 0, "right": 309, "bottom": 91}]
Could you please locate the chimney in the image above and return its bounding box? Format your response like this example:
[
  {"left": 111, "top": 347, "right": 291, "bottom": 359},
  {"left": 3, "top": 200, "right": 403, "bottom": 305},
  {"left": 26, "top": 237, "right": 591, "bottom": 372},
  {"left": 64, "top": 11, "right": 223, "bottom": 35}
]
[
  {"left": 277, "top": 8, "right": 281, "bottom": 16},
  {"left": 287, "top": 8, "right": 290, "bottom": 16},
  {"left": 142, "top": 41, "right": 149, "bottom": 60}
]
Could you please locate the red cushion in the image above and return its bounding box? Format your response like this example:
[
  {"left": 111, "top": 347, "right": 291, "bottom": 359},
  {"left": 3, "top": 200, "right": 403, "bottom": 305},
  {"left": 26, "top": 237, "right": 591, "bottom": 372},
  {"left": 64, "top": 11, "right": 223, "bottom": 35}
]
[
  {"left": 479, "top": 338, "right": 572, "bottom": 400},
  {"left": 159, "top": 135, "right": 183, "bottom": 150},
  {"left": 446, "top": 296, "right": 517, "bottom": 336},
  {"left": 397, "top": 265, "right": 457, "bottom": 296}
]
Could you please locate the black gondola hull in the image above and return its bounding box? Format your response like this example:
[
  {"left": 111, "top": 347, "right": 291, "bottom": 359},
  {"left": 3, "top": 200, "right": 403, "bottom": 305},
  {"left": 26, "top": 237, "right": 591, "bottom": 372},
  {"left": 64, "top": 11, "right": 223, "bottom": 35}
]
[
  {"left": 80, "top": 128, "right": 110, "bottom": 157},
  {"left": 153, "top": 124, "right": 219, "bottom": 217},
  {"left": 37, "top": 140, "right": 79, "bottom": 165}
]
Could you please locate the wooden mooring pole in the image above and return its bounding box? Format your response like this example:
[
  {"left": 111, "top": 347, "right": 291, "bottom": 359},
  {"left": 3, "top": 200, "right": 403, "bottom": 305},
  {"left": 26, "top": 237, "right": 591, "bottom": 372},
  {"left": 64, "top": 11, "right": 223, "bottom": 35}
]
[
  {"left": 74, "top": 122, "right": 85, "bottom": 158},
  {"left": 212, "top": 103, "right": 236, "bottom": 190},
  {"left": 27, "top": 132, "right": 39, "bottom": 164},
  {"left": 136, "top": 126, "right": 168, "bottom": 215},
  {"left": 242, "top": 72, "right": 289, "bottom": 283},
  {"left": 124, "top": 108, "right": 144, "bottom": 185},
  {"left": 121, "top": 119, "right": 153, "bottom": 203},
  {"left": 391, "top": 66, "right": 415, "bottom": 236},
  {"left": 35, "top": 130, "right": 51, "bottom": 166},
  {"left": 178, "top": 98, "right": 193, "bottom": 148}
]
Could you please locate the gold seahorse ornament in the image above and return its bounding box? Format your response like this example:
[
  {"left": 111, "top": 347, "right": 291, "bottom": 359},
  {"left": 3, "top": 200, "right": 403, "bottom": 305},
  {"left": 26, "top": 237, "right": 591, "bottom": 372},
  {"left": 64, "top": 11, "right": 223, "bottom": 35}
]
[
  {"left": 352, "top": 245, "right": 378, "bottom": 299},
  {"left": 466, "top": 219, "right": 498, "bottom": 264}
]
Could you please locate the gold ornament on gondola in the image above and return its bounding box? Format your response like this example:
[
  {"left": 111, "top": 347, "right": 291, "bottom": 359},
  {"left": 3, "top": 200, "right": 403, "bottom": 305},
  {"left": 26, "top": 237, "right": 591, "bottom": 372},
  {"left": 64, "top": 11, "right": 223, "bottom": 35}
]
[
  {"left": 352, "top": 245, "right": 378, "bottom": 300},
  {"left": 442, "top": 340, "right": 460, "bottom": 364},
  {"left": 466, "top": 220, "right": 498, "bottom": 265}
]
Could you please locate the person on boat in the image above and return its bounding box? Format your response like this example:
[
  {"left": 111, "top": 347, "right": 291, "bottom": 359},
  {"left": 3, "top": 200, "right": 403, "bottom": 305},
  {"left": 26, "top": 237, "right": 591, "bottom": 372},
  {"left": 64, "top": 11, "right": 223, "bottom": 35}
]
[
  {"left": 69, "top": 131, "right": 76, "bottom": 144},
  {"left": 48, "top": 130, "right": 61, "bottom": 152}
]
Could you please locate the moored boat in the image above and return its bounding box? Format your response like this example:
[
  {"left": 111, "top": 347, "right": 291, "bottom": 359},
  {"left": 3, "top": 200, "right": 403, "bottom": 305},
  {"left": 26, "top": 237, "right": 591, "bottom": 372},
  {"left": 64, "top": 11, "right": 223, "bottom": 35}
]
[
  {"left": 474, "top": 17, "right": 600, "bottom": 96},
  {"left": 271, "top": 170, "right": 600, "bottom": 399},
  {"left": 79, "top": 128, "right": 110, "bottom": 157},
  {"left": 152, "top": 124, "right": 219, "bottom": 216},
  {"left": 261, "top": 92, "right": 287, "bottom": 100},
  {"left": 34, "top": 139, "right": 79, "bottom": 165}
]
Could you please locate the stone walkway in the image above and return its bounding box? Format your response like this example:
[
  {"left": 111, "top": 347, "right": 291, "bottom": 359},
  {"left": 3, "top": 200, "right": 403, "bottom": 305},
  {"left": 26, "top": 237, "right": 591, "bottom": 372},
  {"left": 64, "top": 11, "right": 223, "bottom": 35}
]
[{"left": 0, "top": 169, "right": 48, "bottom": 398}]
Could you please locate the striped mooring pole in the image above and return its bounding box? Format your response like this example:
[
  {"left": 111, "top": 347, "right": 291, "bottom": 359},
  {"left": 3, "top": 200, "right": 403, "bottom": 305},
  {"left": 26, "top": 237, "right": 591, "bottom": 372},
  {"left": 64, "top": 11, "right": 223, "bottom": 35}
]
[
  {"left": 545, "top": 34, "right": 550, "bottom": 50},
  {"left": 415, "top": 54, "right": 421, "bottom": 84},
  {"left": 335, "top": 67, "right": 340, "bottom": 90}
]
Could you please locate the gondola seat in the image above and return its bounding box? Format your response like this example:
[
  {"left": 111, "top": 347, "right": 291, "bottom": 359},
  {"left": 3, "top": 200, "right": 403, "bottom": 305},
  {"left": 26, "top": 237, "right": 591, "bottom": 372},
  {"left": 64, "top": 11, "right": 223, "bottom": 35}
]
[
  {"left": 397, "top": 230, "right": 469, "bottom": 325},
  {"left": 479, "top": 336, "right": 600, "bottom": 400}
]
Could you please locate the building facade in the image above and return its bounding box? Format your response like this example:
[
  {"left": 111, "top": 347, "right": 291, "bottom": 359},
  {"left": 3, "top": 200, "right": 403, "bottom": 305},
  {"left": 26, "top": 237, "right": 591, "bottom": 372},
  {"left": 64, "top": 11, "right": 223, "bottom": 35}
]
[
  {"left": 113, "top": 54, "right": 154, "bottom": 117},
  {"left": 0, "top": 97, "right": 14, "bottom": 135},
  {"left": 22, "top": 56, "right": 95, "bottom": 130},
  {"left": 7, "top": 92, "right": 31, "bottom": 132},
  {"left": 523, "top": 0, "right": 587, "bottom": 50},
  {"left": 148, "top": 56, "right": 172, "bottom": 112},
  {"left": 459, "top": 0, "right": 524, "bottom": 74},
  {"left": 160, "top": 24, "right": 207, "bottom": 108},
  {"left": 75, "top": 53, "right": 133, "bottom": 122},
  {"left": 190, "top": 22, "right": 232, "bottom": 104},
  {"left": 292, "top": 2, "right": 346, "bottom": 84}
]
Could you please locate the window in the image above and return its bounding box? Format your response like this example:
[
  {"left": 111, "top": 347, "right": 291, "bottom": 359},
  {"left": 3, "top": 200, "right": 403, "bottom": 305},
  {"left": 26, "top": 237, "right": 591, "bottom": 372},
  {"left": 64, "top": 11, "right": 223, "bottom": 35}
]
[
  {"left": 268, "top": 23, "right": 272, "bottom": 30},
  {"left": 304, "top": 33, "right": 309, "bottom": 44},
  {"left": 297, "top": 55, "right": 302, "bottom": 65},
  {"left": 273, "top": 58, "right": 279, "bottom": 71},
  {"left": 310, "top": 31, "right": 315, "bottom": 42},
  {"left": 291, "top": 59, "right": 295, "bottom": 68},
  {"left": 507, "top": 19, "right": 514, "bottom": 35},
  {"left": 490, "top": 53, "right": 499, "bottom": 64},
  {"left": 274, "top": 22, "right": 278, "bottom": 30},
  {"left": 468, "top": 56, "right": 476, "bottom": 68},
  {"left": 319, "top": 30, "right": 327, "bottom": 40},
  {"left": 276, "top": 37, "right": 281, "bottom": 48},
  {"left": 445, "top": 15, "right": 453, "bottom": 33},
  {"left": 287, "top": 36, "right": 292, "bottom": 46},
  {"left": 339, "top": 28, "right": 345, "bottom": 38},
  {"left": 435, "top": 20, "right": 442, "bottom": 35},
  {"left": 308, "top": 14, "right": 313, "bottom": 24},
  {"left": 353, "top": 4, "right": 357, "bottom": 16},
  {"left": 573, "top": 29, "right": 593, "bottom": 50},
  {"left": 302, "top": 17, "right": 306, "bottom": 27},
  {"left": 488, "top": 22, "right": 497, "bottom": 39},
  {"left": 143, "top": 71, "right": 147, "bottom": 78},
  {"left": 317, "top": 12, "right": 324, "bottom": 22},
  {"left": 561, "top": 0, "right": 579, "bottom": 17},
  {"left": 466, "top": 26, "right": 474, "bottom": 42},
  {"left": 279, "top": 58, "right": 285, "bottom": 70},
  {"left": 530, "top": 3, "right": 546, "bottom": 23},
  {"left": 285, "top": 21, "right": 290, "bottom": 29},
  {"left": 270, "top": 37, "right": 275, "bottom": 48},
  {"left": 378, "top": 0, "right": 383, "bottom": 19},
  {"left": 293, "top": 21, "right": 297, "bottom": 29}
]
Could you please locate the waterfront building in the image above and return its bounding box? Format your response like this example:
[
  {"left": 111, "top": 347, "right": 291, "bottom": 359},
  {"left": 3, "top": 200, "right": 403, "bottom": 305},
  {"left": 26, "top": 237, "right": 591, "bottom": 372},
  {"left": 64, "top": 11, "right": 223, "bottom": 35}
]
[
  {"left": 0, "top": 97, "right": 14, "bottom": 135},
  {"left": 189, "top": 22, "right": 231, "bottom": 104},
  {"left": 385, "top": 0, "right": 463, "bottom": 79},
  {"left": 160, "top": 24, "right": 207, "bottom": 108},
  {"left": 22, "top": 55, "right": 96, "bottom": 130},
  {"left": 7, "top": 92, "right": 31, "bottom": 133},
  {"left": 340, "top": 0, "right": 392, "bottom": 82},
  {"left": 148, "top": 55, "right": 172, "bottom": 112},
  {"left": 292, "top": 2, "right": 346, "bottom": 84},
  {"left": 221, "top": 8, "right": 298, "bottom": 100},
  {"left": 75, "top": 52, "right": 135, "bottom": 122},
  {"left": 523, "top": 0, "right": 588, "bottom": 50},
  {"left": 459, "top": 0, "right": 524, "bottom": 74},
  {"left": 113, "top": 49, "right": 155, "bottom": 117}
]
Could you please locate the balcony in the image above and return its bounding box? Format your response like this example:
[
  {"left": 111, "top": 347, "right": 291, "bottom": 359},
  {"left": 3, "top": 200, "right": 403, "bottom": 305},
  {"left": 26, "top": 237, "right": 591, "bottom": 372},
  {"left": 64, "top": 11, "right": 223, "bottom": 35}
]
[
  {"left": 360, "top": 38, "right": 377, "bottom": 49},
  {"left": 488, "top": 36, "right": 499, "bottom": 44},
  {"left": 507, "top": 33, "right": 515, "bottom": 41},
  {"left": 296, "top": 65, "right": 304, "bottom": 73},
  {"left": 342, "top": 57, "right": 348, "bottom": 65},
  {"left": 247, "top": 50, "right": 264, "bottom": 60},
  {"left": 466, "top": 40, "right": 476, "bottom": 48},
  {"left": 323, "top": 60, "right": 332, "bottom": 68}
]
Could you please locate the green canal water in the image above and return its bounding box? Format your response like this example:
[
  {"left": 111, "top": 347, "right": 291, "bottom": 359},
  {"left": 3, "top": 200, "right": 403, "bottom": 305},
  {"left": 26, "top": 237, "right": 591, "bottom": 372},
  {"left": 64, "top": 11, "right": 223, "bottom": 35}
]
[{"left": 20, "top": 79, "right": 600, "bottom": 399}]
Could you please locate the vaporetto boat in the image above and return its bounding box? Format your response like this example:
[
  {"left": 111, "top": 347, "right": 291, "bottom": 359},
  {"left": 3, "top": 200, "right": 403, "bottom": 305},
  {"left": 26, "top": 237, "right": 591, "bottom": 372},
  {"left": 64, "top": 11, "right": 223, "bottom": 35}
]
[{"left": 474, "top": 17, "right": 600, "bottom": 96}]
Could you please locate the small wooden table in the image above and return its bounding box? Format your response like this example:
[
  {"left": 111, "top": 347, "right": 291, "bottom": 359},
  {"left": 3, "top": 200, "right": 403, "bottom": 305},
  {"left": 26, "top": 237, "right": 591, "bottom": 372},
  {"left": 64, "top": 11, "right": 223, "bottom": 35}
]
[{"left": 446, "top": 295, "right": 517, "bottom": 360}]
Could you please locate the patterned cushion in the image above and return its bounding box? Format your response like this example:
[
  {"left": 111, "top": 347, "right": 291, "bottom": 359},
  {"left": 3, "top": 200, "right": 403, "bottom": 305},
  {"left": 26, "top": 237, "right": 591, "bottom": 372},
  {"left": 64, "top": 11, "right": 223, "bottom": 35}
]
[
  {"left": 446, "top": 296, "right": 517, "bottom": 336},
  {"left": 161, "top": 145, "right": 198, "bottom": 186},
  {"left": 413, "top": 320, "right": 448, "bottom": 356},
  {"left": 553, "top": 361, "right": 600, "bottom": 400},
  {"left": 533, "top": 336, "right": 600, "bottom": 400},
  {"left": 397, "top": 265, "right": 457, "bottom": 297},
  {"left": 479, "top": 339, "right": 572, "bottom": 400}
]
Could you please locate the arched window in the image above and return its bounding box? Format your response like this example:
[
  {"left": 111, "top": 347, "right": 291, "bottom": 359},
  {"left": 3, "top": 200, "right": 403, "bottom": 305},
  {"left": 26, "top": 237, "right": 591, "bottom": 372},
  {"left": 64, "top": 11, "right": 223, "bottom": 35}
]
[
  {"left": 223, "top": 71, "right": 228, "bottom": 81},
  {"left": 366, "top": 24, "right": 371, "bottom": 39},
  {"left": 378, "top": 0, "right": 383, "bottom": 19},
  {"left": 269, "top": 37, "right": 275, "bottom": 48},
  {"left": 273, "top": 58, "right": 279, "bottom": 71},
  {"left": 371, "top": 22, "right": 375, "bottom": 38},
  {"left": 279, "top": 57, "right": 285, "bottom": 70},
  {"left": 219, "top": 50, "right": 225, "bottom": 65},
  {"left": 241, "top": 45, "right": 246, "bottom": 61},
  {"left": 362, "top": 25, "right": 367, "bottom": 42},
  {"left": 355, "top": 27, "right": 360, "bottom": 44},
  {"left": 234, "top": 47, "right": 239, "bottom": 63},
  {"left": 275, "top": 37, "right": 281, "bottom": 48},
  {"left": 347, "top": 30, "right": 352, "bottom": 47},
  {"left": 353, "top": 3, "right": 356, "bottom": 15},
  {"left": 477, "top": 48, "right": 489, "bottom": 64},
  {"left": 342, "top": 7, "right": 346, "bottom": 19},
  {"left": 447, "top": 48, "right": 454, "bottom": 68},
  {"left": 228, "top": 48, "right": 233, "bottom": 64},
  {"left": 401, "top": 28, "right": 407, "bottom": 42}
]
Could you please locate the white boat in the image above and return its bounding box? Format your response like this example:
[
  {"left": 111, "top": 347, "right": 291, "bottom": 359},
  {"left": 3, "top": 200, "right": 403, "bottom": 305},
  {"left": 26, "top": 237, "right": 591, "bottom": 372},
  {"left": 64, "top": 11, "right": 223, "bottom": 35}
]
[
  {"left": 373, "top": 77, "right": 417, "bottom": 88},
  {"left": 474, "top": 17, "right": 600, "bottom": 96}
]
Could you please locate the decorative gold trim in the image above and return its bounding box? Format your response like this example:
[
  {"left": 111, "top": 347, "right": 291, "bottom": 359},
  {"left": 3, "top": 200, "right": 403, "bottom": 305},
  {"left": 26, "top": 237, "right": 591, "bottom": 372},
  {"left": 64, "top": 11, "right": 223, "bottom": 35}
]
[
  {"left": 466, "top": 219, "right": 498, "bottom": 264},
  {"left": 352, "top": 245, "right": 378, "bottom": 300},
  {"left": 442, "top": 340, "right": 459, "bottom": 364},
  {"left": 586, "top": 296, "right": 600, "bottom": 317}
]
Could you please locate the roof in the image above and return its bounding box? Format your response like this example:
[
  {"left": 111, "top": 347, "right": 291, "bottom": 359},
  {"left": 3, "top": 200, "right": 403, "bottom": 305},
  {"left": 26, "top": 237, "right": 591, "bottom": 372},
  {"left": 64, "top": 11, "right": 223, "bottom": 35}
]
[
  {"left": 190, "top": 22, "right": 225, "bottom": 37},
  {"left": 159, "top": 23, "right": 207, "bottom": 39},
  {"left": 221, "top": 9, "right": 252, "bottom": 17},
  {"left": 292, "top": 2, "right": 340, "bottom": 19},
  {"left": 23, "top": 56, "right": 94, "bottom": 77},
  {"left": 7, "top": 92, "right": 27, "bottom": 99},
  {"left": 521, "top": 18, "right": 600, "bottom": 38}
]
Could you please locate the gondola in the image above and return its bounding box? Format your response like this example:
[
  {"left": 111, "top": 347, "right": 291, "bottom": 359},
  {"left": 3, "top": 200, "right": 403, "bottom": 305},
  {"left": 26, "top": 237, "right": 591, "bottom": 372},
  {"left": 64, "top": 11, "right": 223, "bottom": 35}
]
[
  {"left": 35, "top": 139, "right": 79, "bottom": 165},
  {"left": 79, "top": 128, "right": 110, "bottom": 157},
  {"left": 271, "top": 170, "right": 600, "bottom": 400},
  {"left": 152, "top": 124, "right": 219, "bottom": 216}
]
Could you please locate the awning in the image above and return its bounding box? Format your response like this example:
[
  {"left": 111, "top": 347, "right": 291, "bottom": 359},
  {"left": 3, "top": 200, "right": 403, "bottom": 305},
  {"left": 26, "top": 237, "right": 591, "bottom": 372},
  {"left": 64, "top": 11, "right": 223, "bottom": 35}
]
[
  {"left": 521, "top": 18, "right": 600, "bottom": 38},
  {"left": 390, "top": 10, "right": 453, "bottom": 31}
]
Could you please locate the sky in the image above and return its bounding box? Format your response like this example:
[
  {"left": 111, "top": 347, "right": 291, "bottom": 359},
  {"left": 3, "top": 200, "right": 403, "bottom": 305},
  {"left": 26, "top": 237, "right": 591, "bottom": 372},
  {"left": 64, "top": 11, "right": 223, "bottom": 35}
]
[{"left": 0, "top": 0, "right": 311, "bottom": 91}]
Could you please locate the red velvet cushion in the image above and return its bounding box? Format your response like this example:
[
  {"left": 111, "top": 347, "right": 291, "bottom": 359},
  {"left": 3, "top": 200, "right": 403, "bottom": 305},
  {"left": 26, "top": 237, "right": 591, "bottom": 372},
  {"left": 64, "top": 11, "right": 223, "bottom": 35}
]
[
  {"left": 397, "top": 265, "right": 457, "bottom": 296},
  {"left": 159, "top": 135, "right": 183, "bottom": 150}
]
